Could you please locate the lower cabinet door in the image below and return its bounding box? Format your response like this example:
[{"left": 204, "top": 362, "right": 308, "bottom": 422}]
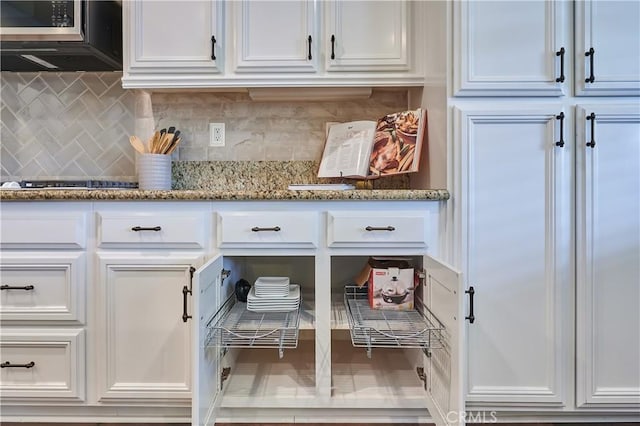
[
  {"left": 454, "top": 106, "right": 571, "bottom": 406},
  {"left": 576, "top": 104, "right": 640, "bottom": 407},
  {"left": 96, "top": 252, "right": 203, "bottom": 403},
  {"left": 0, "top": 328, "right": 85, "bottom": 401}
]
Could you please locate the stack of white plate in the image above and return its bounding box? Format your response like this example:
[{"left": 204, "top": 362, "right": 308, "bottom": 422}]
[
  {"left": 247, "top": 284, "right": 300, "bottom": 312},
  {"left": 254, "top": 276, "right": 290, "bottom": 297}
]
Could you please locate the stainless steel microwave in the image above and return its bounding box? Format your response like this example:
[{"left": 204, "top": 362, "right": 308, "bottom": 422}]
[{"left": 0, "top": 0, "right": 122, "bottom": 71}]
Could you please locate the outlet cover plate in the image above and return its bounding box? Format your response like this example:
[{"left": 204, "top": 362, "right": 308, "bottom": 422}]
[{"left": 209, "top": 123, "right": 225, "bottom": 147}]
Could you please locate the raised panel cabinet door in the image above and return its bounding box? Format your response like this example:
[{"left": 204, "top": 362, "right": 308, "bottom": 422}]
[
  {"left": 96, "top": 253, "right": 203, "bottom": 403},
  {"left": 233, "top": 0, "right": 318, "bottom": 73},
  {"left": 576, "top": 104, "right": 640, "bottom": 408},
  {"left": 326, "top": 0, "right": 409, "bottom": 72},
  {"left": 125, "top": 0, "right": 222, "bottom": 74},
  {"left": 575, "top": 1, "right": 640, "bottom": 96},
  {"left": 453, "top": 0, "right": 569, "bottom": 96},
  {"left": 453, "top": 105, "right": 572, "bottom": 406}
]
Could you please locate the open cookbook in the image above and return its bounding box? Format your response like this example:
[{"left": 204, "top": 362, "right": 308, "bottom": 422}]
[{"left": 317, "top": 108, "right": 427, "bottom": 179}]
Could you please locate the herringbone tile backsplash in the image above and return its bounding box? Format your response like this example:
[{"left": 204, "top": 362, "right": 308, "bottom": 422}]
[
  {"left": 1, "top": 72, "right": 136, "bottom": 180},
  {"left": 1, "top": 72, "right": 407, "bottom": 181}
]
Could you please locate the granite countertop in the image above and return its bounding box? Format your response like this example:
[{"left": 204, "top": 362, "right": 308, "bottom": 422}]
[
  {"left": 0, "top": 161, "right": 449, "bottom": 202},
  {"left": 0, "top": 188, "right": 449, "bottom": 201}
]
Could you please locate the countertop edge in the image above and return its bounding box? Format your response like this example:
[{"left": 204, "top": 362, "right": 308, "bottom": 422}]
[{"left": 0, "top": 189, "right": 450, "bottom": 201}]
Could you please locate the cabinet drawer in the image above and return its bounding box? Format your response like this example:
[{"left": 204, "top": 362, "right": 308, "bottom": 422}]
[
  {"left": 0, "top": 329, "right": 85, "bottom": 401},
  {"left": 327, "top": 211, "right": 427, "bottom": 247},
  {"left": 0, "top": 213, "right": 86, "bottom": 249},
  {"left": 218, "top": 212, "right": 318, "bottom": 248},
  {"left": 97, "top": 212, "right": 206, "bottom": 249},
  {"left": 0, "top": 253, "right": 85, "bottom": 322}
]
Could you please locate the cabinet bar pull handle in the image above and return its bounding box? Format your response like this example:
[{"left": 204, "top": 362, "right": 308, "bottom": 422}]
[
  {"left": 365, "top": 226, "right": 395, "bottom": 232},
  {"left": 555, "top": 47, "right": 565, "bottom": 83},
  {"left": 182, "top": 266, "right": 195, "bottom": 323},
  {"left": 585, "top": 47, "right": 595, "bottom": 83},
  {"left": 307, "top": 35, "right": 312, "bottom": 60},
  {"left": 211, "top": 35, "right": 217, "bottom": 61},
  {"left": 1, "top": 285, "right": 34, "bottom": 291},
  {"left": 330, "top": 34, "right": 336, "bottom": 60},
  {"left": 586, "top": 113, "right": 596, "bottom": 148},
  {"left": 1, "top": 361, "right": 35, "bottom": 368},
  {"left": 465, "top": 286, "right": 475, "bottom": 323},
  {"left": 251, "top": 226, "right": 281, "bottom": 232},
  {"left": 131, "top": 226, "right": 161, "bottom": 232},
  {"left": 555, "top": 112, "right": 565, "bottom": 147}
]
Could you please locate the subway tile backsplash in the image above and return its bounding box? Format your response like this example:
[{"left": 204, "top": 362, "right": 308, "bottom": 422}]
[{"left": 1, "top": 72, "right": 407, "bottom": 181}]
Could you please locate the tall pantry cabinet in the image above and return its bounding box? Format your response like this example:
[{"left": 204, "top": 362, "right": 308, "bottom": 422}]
[{"left": 446, "top": 0, "right": 640, "bottom": 414}]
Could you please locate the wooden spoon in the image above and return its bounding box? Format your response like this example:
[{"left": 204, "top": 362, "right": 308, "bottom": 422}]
[{"left": 129, "top": 136, "right": 146, "bottom": 154}]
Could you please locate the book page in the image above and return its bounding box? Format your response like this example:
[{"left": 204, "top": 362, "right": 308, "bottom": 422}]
[
  {"left": 368, "top": 108, "right": 427, "bottom": 178},
  {"left": 317, "top": 121, "right": 377, "bottom": 178}
]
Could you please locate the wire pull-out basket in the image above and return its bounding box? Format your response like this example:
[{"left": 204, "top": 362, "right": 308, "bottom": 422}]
[
  {"left": 344, "top": 286, "right": 444, "bottom": 358},
  {"left": 206, "top": 294, "right": 301, "bottom": 359}
]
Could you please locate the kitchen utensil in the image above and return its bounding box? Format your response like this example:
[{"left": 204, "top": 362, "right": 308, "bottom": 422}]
[
  {"left": 129, "top": 136, "right": 146, "bottom": 154},
  {"left": 235, "top": 279, "right": 252, "bottom": 303}
]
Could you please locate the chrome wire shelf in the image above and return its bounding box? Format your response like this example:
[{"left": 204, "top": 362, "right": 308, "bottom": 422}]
[
  {"left": 344, "top": 286, "right": 444, "bottom": 358},
  {"left": 206, "top": 295, "right": 301, "bottom": 359}
]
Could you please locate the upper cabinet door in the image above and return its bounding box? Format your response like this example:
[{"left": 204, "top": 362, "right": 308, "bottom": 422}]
[
  {"left": 233, "top": 0, "right": 319, "bottom": 73},
  {"left": 326, "top": 0, "right": 409, "bottom": 72},
  {"left": 124, "top": 1, "right": 223, "bottom": 76},
  {"left": 453, "top": 0, "right": 569, "bottom": 97},
  {"left": 575, "top": 0, "right": 640, "bottom": 96}
]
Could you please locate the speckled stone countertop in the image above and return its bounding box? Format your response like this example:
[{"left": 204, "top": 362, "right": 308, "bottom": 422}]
[
  {"left": 0, "top": 188, "right": 449, "bottom": 201},
  {"left": 1, "top": 161, "right": 449, "bottom": 202}
]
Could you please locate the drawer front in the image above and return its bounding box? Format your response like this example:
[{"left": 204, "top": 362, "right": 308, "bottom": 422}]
[
  {"left": 327, "top": 211, "right": 427, "bottom": 247},
  {"left": 218, "top": 212, "right": 318, "bottom": 248},
  {"left": 0, "top": 329, "right": 85, "bottom": 401},
  {"left": 97, "top": 213, "right": 206, "bottom": 249},
  {"left": 0, "top": 213, "right": 86, "bottom": 249},
  {"left": 0, "top": 253, "right": 85, "bottom": 322}
]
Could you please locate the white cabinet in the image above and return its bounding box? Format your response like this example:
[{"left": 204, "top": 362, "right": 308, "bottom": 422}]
[
  {"left": 453, "top": 0, "right": 569, "bottom": 96},
  {"left": 0, "top": 329, "right": 85, "bottom": 401},
  {"left": 575, "top": 104, "right": 640, "bottom": 407},
  {"left": 233, "top": 0, "right": 318, "bottom": 73},
  {"left": 190, "top": 201, "right": 465, "bottom": 426},
  {"left": 325, "top": 0, "right": 409, "bottom": 72},
  {"left": 453, "top": 0, "right": 640, "bottom": 97},
  {"left": 575, "top": 1, "right": 640, "bottom": 96},
  {"left": 123, "top": 0, "right": 223, "bottom": 83},
  {"left": 95, "top": 253, "right": 201, "bottom": 403},
  {"left": 122, "top": 0, "right": 424, "bottom": 88},
  {"left": 94, "top": 205, "right": 211, "bottom": 405},
  {"left": 453, "top": 105, "right": 572, "bottom": 406},
  {"left": 0, "top": 204, "right": 89, "bottom": 405}
]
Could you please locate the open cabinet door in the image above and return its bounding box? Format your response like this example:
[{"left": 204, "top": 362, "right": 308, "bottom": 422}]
[
  {"left": 423, "top": 256, "right": 465, "bottom": 426},
  {"left": 191, "top": 254, "right": 224, "bottom": 426}
]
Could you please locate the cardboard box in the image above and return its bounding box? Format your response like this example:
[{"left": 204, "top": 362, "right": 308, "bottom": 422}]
[{"left": 363, "top": 257, "right": 416, "bottom": 310}]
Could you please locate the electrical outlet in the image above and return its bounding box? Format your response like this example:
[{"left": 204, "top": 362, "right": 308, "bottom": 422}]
[{"left": 209, "top": 123, "right": 225, "bottom": 147}]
